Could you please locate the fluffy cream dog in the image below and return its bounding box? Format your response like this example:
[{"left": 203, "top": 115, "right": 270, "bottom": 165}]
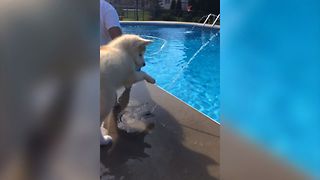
[{"left": 100, "top": 34, "right": 155, "bottom": 145}]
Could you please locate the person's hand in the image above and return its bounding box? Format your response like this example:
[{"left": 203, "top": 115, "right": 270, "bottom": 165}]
[{"left": 108, "top": 27, "right": 122, "bottom": 40}]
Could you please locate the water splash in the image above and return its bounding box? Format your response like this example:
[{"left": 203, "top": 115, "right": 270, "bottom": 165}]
[
  {"left": 117, "top": 102, "right": 155, "bottom": 133},
  {"left": 140, "top": 35, "right": 167, "bottom": 56}
]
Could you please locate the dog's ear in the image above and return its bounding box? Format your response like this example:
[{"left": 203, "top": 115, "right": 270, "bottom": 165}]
[
  {"left": 134, "top": 38, "right": 153, "bottom": 48},
  {"left": 140, "top": 38, "right": 153, "bottom": 46}
]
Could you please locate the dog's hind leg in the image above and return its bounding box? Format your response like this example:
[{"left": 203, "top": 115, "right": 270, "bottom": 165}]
[
  {"left": 117, "top": 87, "right": 131, "bottom": 111},
  {"left": 100, "top": 90, "right": 116, "bottom": 145}
]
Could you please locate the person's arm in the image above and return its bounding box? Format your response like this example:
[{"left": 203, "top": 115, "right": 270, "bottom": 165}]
[
  {"left": 108, "top": 26, "right": 122, "bottom": 40},
  {"left": 103, "top": 2, "right": 122, "bottom": 40}
]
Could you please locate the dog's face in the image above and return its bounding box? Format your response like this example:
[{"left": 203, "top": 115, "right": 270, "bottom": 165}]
[{"left": 130, "top": 36, "right": 152, "bottom": 71}]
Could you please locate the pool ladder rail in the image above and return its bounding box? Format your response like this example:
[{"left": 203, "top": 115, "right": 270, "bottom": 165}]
[{"left": 203, "top": 14, "right": 220, "bottom": 28}]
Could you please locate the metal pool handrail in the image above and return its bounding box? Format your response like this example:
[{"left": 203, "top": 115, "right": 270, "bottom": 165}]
[
  {"left": 212, "top": 14, "right": 220, "bottom": 27},
  {"left": 202, "top": 14, "right": 220, "bottom": 27}
]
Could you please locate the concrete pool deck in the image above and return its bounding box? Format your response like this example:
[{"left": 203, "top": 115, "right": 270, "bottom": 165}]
[
  {"left": 100, "top": 82, "right": 309, "bottom": 180},
  {"left": 100, "top": 81, "right": 220, "bottom": 179}
]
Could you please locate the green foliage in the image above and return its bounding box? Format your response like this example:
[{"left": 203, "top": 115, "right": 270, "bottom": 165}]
[
  {"left": 176, "top": 0, "right": 182, "bottom": 11},
  {"left": 117, "top": 0, "right": 220, "bottom": 23},
  {"left": 188, "top": 0, "right": 219, "bottom": 14},
  {"left": 160, "top": 11, "right": 177, "bottom": 21},
  {"left": 149, "top": 0, "right": 161, "bottom": 19},
  {"left": 170, "top": 0, "right": 176, "bottom": 10},
  {"left": 122, "top": 10, "right": 151, "bottom": 21}
]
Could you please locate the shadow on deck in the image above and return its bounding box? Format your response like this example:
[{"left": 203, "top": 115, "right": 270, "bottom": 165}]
[{"left": 100, "top": 81, "right": 220, "bottom": 180}]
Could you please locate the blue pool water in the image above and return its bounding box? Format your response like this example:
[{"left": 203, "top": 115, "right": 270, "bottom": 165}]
[{"left": 122, "top": 23, "right": 220, "bottom": 121}]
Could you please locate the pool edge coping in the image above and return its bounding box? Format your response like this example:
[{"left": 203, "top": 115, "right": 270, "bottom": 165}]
[
  {"left": 120, "top": 21, "right": 220, "bottom": 29},
  {"left": 149, "top": 83, "right": 221, "bottom": 126}
]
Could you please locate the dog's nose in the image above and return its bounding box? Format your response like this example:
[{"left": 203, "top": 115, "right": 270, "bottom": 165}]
[{"left": 142, "top": 63, "right": 146, "bottom": 66}]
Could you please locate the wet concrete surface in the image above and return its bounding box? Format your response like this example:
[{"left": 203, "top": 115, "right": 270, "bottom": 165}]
[{"left": 100, "top": 82, "right": 220, "bottom": 180}]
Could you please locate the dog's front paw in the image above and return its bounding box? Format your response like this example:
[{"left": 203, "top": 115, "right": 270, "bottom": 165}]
[
  {"left": 149, "top": 78, "right": 156, "bottom": 84},
  {"left": 147, "top": 77, "right": 156, "bottom": 84}
]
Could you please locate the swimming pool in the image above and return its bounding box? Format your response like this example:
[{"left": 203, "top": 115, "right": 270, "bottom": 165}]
[{"left": 121, "top": 22, "right": 220, "bottom": 121}]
